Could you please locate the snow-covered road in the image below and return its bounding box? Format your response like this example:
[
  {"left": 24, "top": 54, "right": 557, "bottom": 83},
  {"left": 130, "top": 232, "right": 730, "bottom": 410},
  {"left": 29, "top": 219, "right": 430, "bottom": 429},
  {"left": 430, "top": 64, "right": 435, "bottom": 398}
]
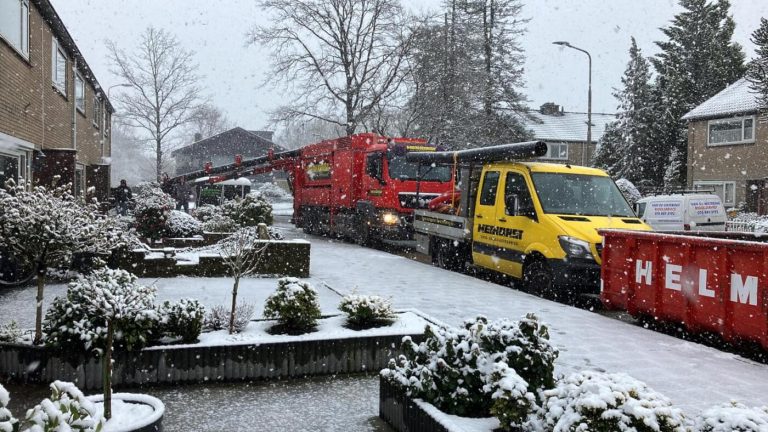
[{"left": 2, "top": 217, "right": 767, "bottom": 416}]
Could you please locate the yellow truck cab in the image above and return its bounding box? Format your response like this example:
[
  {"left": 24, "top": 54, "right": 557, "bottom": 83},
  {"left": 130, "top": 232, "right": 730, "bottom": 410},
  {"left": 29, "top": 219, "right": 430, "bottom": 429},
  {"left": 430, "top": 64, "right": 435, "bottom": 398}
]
[{"left": 410, "top": 141, "right": 652, "bottom": 295}]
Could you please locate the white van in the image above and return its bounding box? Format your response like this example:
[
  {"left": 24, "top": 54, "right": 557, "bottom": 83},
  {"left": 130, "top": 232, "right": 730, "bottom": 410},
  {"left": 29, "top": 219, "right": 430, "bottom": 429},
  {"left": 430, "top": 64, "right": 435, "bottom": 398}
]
[{"left": 635, "top": 194, "right": 726, "bottom": 231}]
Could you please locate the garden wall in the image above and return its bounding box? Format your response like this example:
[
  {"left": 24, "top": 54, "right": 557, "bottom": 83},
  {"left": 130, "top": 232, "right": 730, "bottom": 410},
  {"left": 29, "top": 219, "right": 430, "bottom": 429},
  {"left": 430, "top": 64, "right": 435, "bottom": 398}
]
[
  {"left": 0, "top": 334, "right": 420, "bottom": 390},
  {"left": 379, "top": 377, "right": 452, "bottom": 432}
]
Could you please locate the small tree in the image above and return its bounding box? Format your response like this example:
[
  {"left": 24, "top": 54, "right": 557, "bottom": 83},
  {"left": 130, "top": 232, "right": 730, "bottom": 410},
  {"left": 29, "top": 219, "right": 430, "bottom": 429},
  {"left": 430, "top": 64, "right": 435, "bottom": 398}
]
[
  {"left": 0, "top": 182, "right": 132, "bottom": 345},
  {"left": 746, "top": 17, "right": 768, "bottom": 111},
  {"left": 218, "top": 227, "right": 269, "bottom": 334}
]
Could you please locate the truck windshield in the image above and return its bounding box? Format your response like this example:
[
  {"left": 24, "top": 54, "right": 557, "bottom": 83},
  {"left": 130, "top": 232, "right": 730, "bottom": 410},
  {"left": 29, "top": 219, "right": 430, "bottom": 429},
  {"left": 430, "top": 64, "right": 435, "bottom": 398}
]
[
  {"left": 387, "top": 155, "right": 452, "bottom": 182},
  {"left": 531, "top": 173, "right": 635, "bottom": 217}
]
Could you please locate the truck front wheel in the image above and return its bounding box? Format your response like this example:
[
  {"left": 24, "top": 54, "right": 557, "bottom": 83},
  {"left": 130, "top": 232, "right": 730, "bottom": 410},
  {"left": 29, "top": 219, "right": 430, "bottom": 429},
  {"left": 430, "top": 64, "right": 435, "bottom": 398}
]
[
  {"left": 523, "top": 258, "right": 555, "bottom": 297},
  {"left": 433, "top": 239, "right": 463, "bottom": 271}
]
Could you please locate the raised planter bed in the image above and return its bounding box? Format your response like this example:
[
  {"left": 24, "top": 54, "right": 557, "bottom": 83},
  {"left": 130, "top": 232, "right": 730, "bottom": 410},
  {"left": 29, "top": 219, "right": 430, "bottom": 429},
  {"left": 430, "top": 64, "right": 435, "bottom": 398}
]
[
  {"left": 109, "top": 239, "right": 310, "bottom": 277},
  {"left": 379, "top": 377, "right": 499, "bottom": 432},
  {"left": 0, "top": 312, "right": 428, "bottom": 390}
]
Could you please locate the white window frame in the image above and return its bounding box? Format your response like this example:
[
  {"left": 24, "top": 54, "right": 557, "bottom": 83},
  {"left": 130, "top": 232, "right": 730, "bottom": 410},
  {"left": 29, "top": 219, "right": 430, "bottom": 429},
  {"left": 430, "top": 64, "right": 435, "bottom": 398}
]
[
  {"left": 75, "top": 73, "right": 86, "bottom": 114},
  {"left": 51, "top": 38, "right": 67, "bottom": 95},
  {"left": 92, "top": 96, "right": 101, "bottom": 129},
  {"left": 693, "top": 180, "right": 736, "bottom": 207},
  {"left": 707, "top": 115, "right": 756, "bottom": 146},
  {"left": 541, "top": 142, "right": 569, "bottom": 160},
  {"left": 0, "top": 0, "right": 30, "bottom": 59}
]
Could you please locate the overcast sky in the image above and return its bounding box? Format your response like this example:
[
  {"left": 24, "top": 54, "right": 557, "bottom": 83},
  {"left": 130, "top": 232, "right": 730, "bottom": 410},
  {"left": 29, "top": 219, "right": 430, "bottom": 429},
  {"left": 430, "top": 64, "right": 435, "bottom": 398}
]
[{"left": 51, "top": 0, "right": 768, "bottom": 134}]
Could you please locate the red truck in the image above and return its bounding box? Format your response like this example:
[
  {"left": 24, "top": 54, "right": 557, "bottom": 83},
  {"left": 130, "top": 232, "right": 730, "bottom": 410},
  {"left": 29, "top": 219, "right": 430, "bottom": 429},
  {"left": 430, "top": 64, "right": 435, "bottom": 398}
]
[{"left": 181, "top": 133, "right": 454, "bottom": 245}]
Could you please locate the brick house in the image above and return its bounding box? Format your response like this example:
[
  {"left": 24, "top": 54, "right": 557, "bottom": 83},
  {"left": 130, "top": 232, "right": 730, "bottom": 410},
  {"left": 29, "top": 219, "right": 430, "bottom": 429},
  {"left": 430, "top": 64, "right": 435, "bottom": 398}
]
[
  {"left": 522, "top": 103, "right": 615, "bottom": 167},
  {"left": 0, "top": 0, "right": 114, "bottom": 201},
  {"left": 172, "top": 127, "right": 281, "bottom": 176},
  {"left": 682, "top": 78, "right": 767, "bottom": 213}
]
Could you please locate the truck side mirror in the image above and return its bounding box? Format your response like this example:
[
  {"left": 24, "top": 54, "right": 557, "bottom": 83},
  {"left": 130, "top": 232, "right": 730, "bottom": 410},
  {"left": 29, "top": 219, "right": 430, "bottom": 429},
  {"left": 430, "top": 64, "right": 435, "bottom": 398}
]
[{"left": 505, "top": 194, "right": 519, "bottom": 216}]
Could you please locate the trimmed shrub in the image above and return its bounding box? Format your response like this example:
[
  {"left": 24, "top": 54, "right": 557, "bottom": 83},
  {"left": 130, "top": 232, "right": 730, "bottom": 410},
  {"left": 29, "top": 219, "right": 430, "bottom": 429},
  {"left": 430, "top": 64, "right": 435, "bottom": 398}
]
[
  {"left": 193, "top": 204, "right": 220, "bottom": 223},
  {"left": 381, "top": 315, "right": 558, "bottom": 419},
  {"left": 537, "top": 370, "right": 687, "bottom": 432},
  {"left": 338, "top": 292, "right": 395, "bottom": 328},
  {"left": 165, "top": 210, "right": 203, "bottom": 238},
  {"left": 204, "top": 303, "right": 255, "bottom": 333},
  {"left": 490, "top": 362, "right": 537, "bottom": 431},
  {"left": 43, "top": 270, "right": 159, "bottom": 354},
  {"left": 252, "top": 182, "right": 292, "bottom": 201},
  {"left": 159, "top": 298, "right": 206, "bottom": 343},
  {"left": 221, "top": 192, "right": 273, "bottom": 226},
  {"left": 695, "top": 401, "right": 768, "bottom": 432},
  {"left": 263, "top": 277, "right": 321, "bottom": 333},
  {"left": 202, "top": 213, "right": 240, "bottom": 233},
  {"left": 24, "top": 381, "right": 103, "bottom": 432},
  {"left": 0, "top": 321, "right": 22, "bottom": 343},
  {"left": 133, "top": 187, "right": 175, "bottom": 240}
]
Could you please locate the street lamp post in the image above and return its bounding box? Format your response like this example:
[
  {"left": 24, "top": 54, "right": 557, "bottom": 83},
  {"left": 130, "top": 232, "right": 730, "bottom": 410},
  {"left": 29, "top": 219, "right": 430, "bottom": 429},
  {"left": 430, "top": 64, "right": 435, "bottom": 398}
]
[{"left": 553, "top": 41, "right": 592, "bottom": 166}]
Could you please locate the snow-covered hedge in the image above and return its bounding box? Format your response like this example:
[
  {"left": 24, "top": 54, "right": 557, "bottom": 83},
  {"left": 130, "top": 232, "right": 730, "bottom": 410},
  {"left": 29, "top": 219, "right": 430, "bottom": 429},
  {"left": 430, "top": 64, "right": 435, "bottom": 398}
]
[
  {"left": 165, "top": 210, "right": 203, "bottom": 238},
  {"left": 0, "top": 383, "right": 17, "bottom": 432},
  {"left": 252, "top": 182, "right": 292, "bottom": 201},
  {"left": 43, "top": 269, "right": 159, "bottom": 353},
  {"left": 204, "top": 303, "right": 255, "bottom": 333},
  {"left": 534, "top": 371, "right": 686, "bottom": 432},
  {"left": 338, "top": 292, "right": 395, "bottom": 328},
  {"left": 202, "top": 213, "right": 241, "bottom": 233},
  {"left": 133, "top": 186, "right": 175, "bottom": 240},
  {"left": 695, "top": 401, "right": 768, "bottom": 432},
  {"left": 263, "top": 277, "right": 321, "bottom": 333},
  {"left": 159, "top": 298, "right": 206, "bottom": 343},
  {"left": 730, "top": 213, "right": 768, "bottom": 234},
  {"left": 382, "top": 315, "right": 558, "bottom": 420},
  {"left": 23, "top": 381, "right": 103, "bottom": 432},
  {"left": 220, "top": 192, "right": 273, "bottom": 227}
]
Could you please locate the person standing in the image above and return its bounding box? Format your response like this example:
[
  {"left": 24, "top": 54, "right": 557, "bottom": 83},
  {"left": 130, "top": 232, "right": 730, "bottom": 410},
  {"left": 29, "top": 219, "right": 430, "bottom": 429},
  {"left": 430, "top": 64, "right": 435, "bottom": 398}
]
[
  {"left": 114, "top": 179, "right": 133, "bottom": 216},
  {"left": 160, "top": 172, "right": 175, "bottom": 196},
  {"left": 174, "top": 177, "right": 192, "bottom": 213}
]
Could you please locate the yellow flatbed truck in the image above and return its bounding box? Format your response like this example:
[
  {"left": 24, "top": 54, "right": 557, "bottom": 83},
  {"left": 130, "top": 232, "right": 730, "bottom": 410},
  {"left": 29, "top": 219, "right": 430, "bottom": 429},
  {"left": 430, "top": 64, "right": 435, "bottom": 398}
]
[{"left": 409, "top": 141, "right": 652, "bottom": 295}]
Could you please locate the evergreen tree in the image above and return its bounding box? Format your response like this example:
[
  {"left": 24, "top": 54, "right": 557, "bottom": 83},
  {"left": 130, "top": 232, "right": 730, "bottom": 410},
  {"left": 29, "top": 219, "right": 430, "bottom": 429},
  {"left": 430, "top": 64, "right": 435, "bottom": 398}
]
[
  {"left": 651, "top": 0, "right": 746, "bottom": 188},
  {"left": 593, "top": 121, "right": 622, "bottom": 175},
  {"left": 746, "top": 17, "right": 768, "bottom": 110}
]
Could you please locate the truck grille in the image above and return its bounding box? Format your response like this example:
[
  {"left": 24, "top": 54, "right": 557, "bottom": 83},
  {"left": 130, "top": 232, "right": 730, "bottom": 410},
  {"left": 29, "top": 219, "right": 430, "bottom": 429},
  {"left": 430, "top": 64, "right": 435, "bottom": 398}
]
[{"left": 399, "top": 193, "right": 440, "bottom": 209}]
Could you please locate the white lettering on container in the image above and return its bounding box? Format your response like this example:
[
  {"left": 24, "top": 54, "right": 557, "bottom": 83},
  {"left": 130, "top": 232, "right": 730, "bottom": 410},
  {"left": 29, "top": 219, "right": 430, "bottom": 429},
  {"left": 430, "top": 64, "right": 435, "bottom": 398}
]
[
  {"left": 698, "top": 269, "right": 715, "bottom": 298},
  {"left": 636, "top": 260, "right": 652, "bottom": 285},
  {"left": 730, "top": 274, "right": 758, "bottom": 306},
  {"left": 665, "top": 264, "right": 682, "bottom": 291}
]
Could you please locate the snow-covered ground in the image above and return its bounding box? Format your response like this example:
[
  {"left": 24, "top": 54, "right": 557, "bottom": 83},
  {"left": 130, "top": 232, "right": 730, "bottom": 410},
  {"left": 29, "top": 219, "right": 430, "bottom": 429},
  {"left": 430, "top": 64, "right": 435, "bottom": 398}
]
[{"left": 2, "top": 213, "right": 768, "bottom": 417}]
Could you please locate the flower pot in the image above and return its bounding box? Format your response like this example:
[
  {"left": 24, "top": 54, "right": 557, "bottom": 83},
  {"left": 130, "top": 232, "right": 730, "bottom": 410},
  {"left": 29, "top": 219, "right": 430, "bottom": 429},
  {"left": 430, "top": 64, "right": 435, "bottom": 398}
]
[{"left": 88, "top": 393, "right": 164, "bottom": 432}]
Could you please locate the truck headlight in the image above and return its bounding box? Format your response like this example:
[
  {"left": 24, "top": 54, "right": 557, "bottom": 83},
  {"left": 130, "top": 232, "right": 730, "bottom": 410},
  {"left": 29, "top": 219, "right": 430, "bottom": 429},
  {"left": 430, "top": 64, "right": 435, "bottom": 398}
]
[
  {"left": 558, "top": 236, "right": 594, "bottom": 260},
  {"left": 381, "top": 212, "right": 399, "bottom": 225}
]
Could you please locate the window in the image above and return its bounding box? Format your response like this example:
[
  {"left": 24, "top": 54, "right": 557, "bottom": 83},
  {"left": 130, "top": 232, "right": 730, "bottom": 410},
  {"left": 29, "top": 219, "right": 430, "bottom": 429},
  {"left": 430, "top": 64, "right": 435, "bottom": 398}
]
[
  {"left": 541, "top": 142, "right": 568, "bottom": 160},
  {"left": 479, "top": 171, "right": 500, "bottom": 206},
  {"left": 0, "top": 153, "right": 19, "bottom": 187},
  {"left": 708, "top": 116, "right": 755, "bottom": 146},
  {"left": 693, "top": 181, "right": 736, "bottom": 207},
  {"left": 0, "top": 0, "right": 29, "bottom": 57},
  {"left": 504, "top": 172, "right": 534, "bottom": 216},
  {"left": 52, "top": 39, "right": 67, "bottom": 94},
  {"left": 531, "top": 173, "right": 635, "bottom": 217},
  {"left": 75, "top": 74, "right": 86, "bottom": 113},
  {"left": 92, "top": 96, "right": 101, "bottom": 129}
]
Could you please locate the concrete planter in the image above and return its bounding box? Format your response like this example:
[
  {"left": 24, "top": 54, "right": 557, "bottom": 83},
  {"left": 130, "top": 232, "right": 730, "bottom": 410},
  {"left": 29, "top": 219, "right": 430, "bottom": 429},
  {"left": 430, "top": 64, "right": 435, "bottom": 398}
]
[{"left": 88, "top": 393, "right": 164, "bottom": 432}]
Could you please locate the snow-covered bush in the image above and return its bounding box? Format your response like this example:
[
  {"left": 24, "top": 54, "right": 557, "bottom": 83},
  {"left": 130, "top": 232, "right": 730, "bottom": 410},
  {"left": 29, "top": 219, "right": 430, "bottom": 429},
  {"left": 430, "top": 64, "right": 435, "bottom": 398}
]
[
  {"left": 221, "top": 192, "right": 273, "bottom": 227},
  {"left": 338, "top": 292, "right": 395, "bottom": 328},
  {"left": 159, "top": 298, "right": 206, "bottom": 343},
  {"left": 133, "top": 186, "right": 175, "bottom": 241},
  {"left": 263, "top": 277, "right": 321, "bottom": 333},
  {"left": 615, "top": 178, "right": 642, "bottom": 207},
  {"left": 193, "top": 204, "right": 220, "bottom": 223},
  {"left": 0, "top": 181, "right": 137, "bottom": 344},
  {"left": 0, "top": 321, "right": 23, "bottom": 343},
  {"left": 43, "top": 269, "right": 159, "bottom": 354},
  {"left": 490, "top": 362, "right": 538, "bottom": 431},
  {"left": 381, "top": 315, "right": 558, "bottom": 418},
  {"left": 694, "top": 401, "right": 768, "bottom": 432},
  {"left": 204, "top": 303, "right": 255, "bottom": 333},
  {"left": 252, "top": 182, "right": 292, "bottom": 201},
  {"left": 202, "top": 213, "right": 240, "bottom": 233},
  {"left": 730, "top": 213, "right": 768, "bottom": 234},
  {"left": 536, "top": 371, "right": 687, "bottom": 432},
  {"left": 23, "top": 381, "right": 103, "bottom": 432},
  {"left": 0, "top": 383, "right": 18, "bottom": 432},
  {"left": 165, "top": 210, "right": 203, "bottom": 238}
]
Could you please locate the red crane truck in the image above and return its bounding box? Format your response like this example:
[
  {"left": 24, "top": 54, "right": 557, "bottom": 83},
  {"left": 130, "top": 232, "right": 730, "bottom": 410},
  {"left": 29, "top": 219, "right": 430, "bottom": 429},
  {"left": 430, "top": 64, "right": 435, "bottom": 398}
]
[{"left": 177, "top": 133, "right": 454, "bottom": 245}]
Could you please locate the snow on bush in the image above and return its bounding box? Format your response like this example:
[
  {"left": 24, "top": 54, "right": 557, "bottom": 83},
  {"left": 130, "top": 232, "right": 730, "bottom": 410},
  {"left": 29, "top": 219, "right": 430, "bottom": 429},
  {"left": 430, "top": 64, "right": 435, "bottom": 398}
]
[
  {"left": 159, "top": 298, "right": 206, "bottom": 343},
  {"left": 193, "top": 204, "right": 220, "bottom": 223},
  {"left": 490, "top": 361, "right": 538, "bottom": 431},
  {"left": 133, "top": 186, "right": 175, "bottom": 240},
  {"left": 165, "top": 210, "right": 203, "bottom": 238},
  {"left": 252, "top": 182, "right": 292, "bottom": 201},
  {"left": 536, "top": 370, "right": 687, "bottom": 432},
  {"left": 202, "top": 213, "right": 240, "bottom": 233},
  {"left": 204, "top": 303, "right": 255, "bottom": 333},
  {"left": 220, "top": 192, "right": 273, "bottom": 227},
  {"left": 694, "top": 401, "right": 768, "bottom": 432},
  {"left": 24, "top": 381, "right": 103, "bottom": 432},
  {"left": 382, "top": 315, "right": 558, "bottom": 419},
  {"left": 0, "top": 321, "right": 22, "bottom": 343},
  {"left": 730, "top": 213, "right": 768, "bottom": 234},
  {"left": 263, "top": 277, "right": 321, "bottom": 333},
  {"left": 338, "top": 291, "right": 395, "bottom": 328},
  {"left": 615, "top": 178, "right": 642, "bottom": 207},
  {"left": 43, "top": 269, "right": 159, "bottom": 353},
  {"left": 0, "top": 383, "right": 17, "bottom": 432}
]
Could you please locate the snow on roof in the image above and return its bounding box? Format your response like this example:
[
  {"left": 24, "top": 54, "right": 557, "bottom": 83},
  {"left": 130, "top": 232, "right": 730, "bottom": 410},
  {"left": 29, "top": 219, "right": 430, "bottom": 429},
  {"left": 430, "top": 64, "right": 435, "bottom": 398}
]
[
  {"left": 521, "top": 111, "right": 615, "bottom": 143},
  {"left": 682, "top": 78, "right": 761, "bottom": 121}
]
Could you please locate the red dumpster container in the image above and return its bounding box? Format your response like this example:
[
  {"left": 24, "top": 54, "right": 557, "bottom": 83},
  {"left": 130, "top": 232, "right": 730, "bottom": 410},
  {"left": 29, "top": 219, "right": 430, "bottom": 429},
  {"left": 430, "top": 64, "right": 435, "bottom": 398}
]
[{"left": 600, "top": 229, "right": 768, "bottom": 349}]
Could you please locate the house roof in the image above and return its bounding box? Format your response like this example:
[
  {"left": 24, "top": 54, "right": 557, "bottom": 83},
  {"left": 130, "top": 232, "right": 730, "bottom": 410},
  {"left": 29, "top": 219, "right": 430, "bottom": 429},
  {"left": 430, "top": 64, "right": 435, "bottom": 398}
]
[
  {"left": 171, "top": 127, "right": 281, "bottom": 156},
  {"left": 33, "top": 0, "right": 114, "bottom": 113},
  {"left": 521, "top": 111, "right": 616, "bottom": 143},
  {"left": 682, "top": 78, "right": 760, "bottom": 121}
]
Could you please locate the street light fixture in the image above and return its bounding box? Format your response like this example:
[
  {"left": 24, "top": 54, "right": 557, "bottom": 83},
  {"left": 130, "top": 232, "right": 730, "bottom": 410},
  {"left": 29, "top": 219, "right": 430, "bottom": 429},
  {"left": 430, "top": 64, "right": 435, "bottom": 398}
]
[{"left": 553, "top": 41, "right": 592, "bottom": 166}]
